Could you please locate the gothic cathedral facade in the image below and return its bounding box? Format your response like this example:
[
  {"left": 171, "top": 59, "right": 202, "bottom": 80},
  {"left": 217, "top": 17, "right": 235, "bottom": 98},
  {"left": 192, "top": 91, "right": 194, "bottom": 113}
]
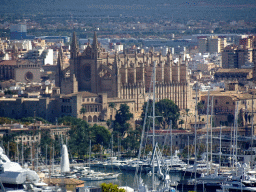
[{"left": 55, "top": 32, "right": 191, "bottom": 116}]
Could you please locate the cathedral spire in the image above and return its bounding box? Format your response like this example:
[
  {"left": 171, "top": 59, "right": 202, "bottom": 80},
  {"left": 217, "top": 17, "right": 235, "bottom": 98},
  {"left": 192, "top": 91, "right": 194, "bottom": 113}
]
[
  {"left": 92, "top": 31, "right": 98, "bottom": 50},
  {"left": 57, "top": 47, "right": 63, "bottom": 69},
  {"left": 55, "top": 48, "right": 63, "bottom": 87},
  {"left": 71, "top": 31, "right": 79, "bottom": 59},
  {"left": 92, "top": 31, "right": 99, "bottom": 59}
]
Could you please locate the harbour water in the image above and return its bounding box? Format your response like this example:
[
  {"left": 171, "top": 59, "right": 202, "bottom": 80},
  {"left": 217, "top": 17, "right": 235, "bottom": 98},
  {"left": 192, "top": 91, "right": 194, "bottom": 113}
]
[{"left": 84, "top": 166, "right": 183, "bottom": 190}]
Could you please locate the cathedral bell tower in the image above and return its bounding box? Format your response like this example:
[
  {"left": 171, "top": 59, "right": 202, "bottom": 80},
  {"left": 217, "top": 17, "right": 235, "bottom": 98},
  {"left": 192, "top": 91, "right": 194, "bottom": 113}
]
[
  {"left": 70, "top": 31, "right": 79, "bottom": 77},
  {"left": 92, "top": 31, "right": 99, "bottom": 59},
  {"left": 90, "top": 31, "right": 101, "bottom": 94},
  {"left": 55, "top": 47, "right": 63, "bottom": 88}
]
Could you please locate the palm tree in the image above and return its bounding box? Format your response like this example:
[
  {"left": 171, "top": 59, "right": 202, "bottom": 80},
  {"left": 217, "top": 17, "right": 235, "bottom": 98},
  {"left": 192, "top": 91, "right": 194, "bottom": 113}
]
[
  {"left": 185, "top": 108, "right": 190, "bottom": 130},
  {"left": 80, "top": 107, "right": 86, "bottom": 116},
  {"left": 197, "top": 102, "right": 204, "bottom": 122},
  {"left": 108, "top": 102, "right": 116, "bottom": 120}
]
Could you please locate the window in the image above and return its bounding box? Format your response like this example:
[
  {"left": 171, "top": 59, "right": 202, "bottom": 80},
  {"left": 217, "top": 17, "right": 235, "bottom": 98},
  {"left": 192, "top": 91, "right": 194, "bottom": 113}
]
[
  {"left": 87, "top": 98, "right": 89, "bottom": 102},
  {"left": 226, "top": 102, "right": 229, "bottom": 104},
  {"left": 91, "top": 98, "right": 94, "bottom": 102},
  {"left": 215, "top": 100, "right": 218, "bottom": 104},
  {"left": 95, "top": 108, "right": 98, "bottom": 112}
]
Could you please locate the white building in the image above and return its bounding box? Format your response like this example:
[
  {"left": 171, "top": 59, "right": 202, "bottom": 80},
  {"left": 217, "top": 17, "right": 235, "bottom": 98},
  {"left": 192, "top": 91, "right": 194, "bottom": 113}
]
[
  {"left": 114, "top": 44, "right": 123, "bottom": 52},
  {"left": 43, "top": 49, "right": 53, "bottom": 65},
  {"left": 10, "top": 40, "right": 32, "bottom": 51}
]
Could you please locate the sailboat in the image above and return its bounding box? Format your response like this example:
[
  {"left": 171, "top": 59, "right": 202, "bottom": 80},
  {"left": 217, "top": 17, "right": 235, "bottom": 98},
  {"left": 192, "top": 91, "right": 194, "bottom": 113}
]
[{"left": 135, "top": 61, "right": 175, "bottom": 192}]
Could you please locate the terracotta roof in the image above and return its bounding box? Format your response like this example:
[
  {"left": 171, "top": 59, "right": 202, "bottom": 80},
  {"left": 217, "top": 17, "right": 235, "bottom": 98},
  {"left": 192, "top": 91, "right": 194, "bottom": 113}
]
[
  {"left": 63, "top": 91, "right": 98, "bottom": 97},
  {"left": 201, "top": 91, "right": 254, "bottom": 101},
  {"left": 43, "top": 178, "right": 84, "bottom": 185},
  {"left": 215, "top": 68, "right": 251, "bottom": 74},
  {"left": 0, "top": 60, "right": 17, "bottom": 66},
  {"left": 148, "top": 129, "right": 190, "bottom": 134}
]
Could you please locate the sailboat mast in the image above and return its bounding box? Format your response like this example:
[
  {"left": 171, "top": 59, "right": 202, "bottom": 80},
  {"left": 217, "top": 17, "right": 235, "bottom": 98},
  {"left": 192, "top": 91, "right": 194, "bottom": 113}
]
[
  {"left": 188, "top": 136, "right": 190, "bottom": 166},
  {"left": 31, "top": 146, "right": 32, "bottom": 169},
  {"left": 111, "top": 134, "right": 113, "bottom": 165},
  {"left": 210, "top": 96, "right": 214, "bottom": 172},
  {"left": 46, "top": 145, "right": 47, "bottom": 168},
  {"left": 22, "top": 141, "right": 24, "bottom": 167},
  {"left": 152, "top": 60, "right": 157, "bottom": 191},
  {"left": 251, "top": 96, "right": 254, "bottom": 168},
  {"left": 232, "top": 120, "right": 235, "bottom": 168},
  {"left": 52, "top": 146, "right": 54, "bottom": 174},
  {"left": 206, "top": 90, "right": 210, "bottom": 175},
  {"left": 235, "top": 101, "right": 238, "bottom": 176},
  {"left": 170, "top": 120, "right": 173, "bottom": 168},
  {"left": 194, "top": 84, "right": 198, "bottom": 190},
  {"left": 230, "top": 122, "right": 233, "bottom": 168},
  {"left": 17, "top": 143, "right": 19, "bottom": 164},
  {"left": 89, "top": 140, "right": 91, "bottom": 170},
  {"left": 118, "top": 134, "right": 120, "bottom": 160},
  {"left": 36, "top": 147, "right": 38, "bottom": 172},
  {"left": 219, "top": 125, "right": 222, "bottom": 169}
]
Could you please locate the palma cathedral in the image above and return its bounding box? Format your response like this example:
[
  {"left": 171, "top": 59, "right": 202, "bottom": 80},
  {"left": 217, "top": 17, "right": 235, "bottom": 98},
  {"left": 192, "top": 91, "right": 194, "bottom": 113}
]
[{"left": 55, "top": 32, "right": 192, "bottom": 117}]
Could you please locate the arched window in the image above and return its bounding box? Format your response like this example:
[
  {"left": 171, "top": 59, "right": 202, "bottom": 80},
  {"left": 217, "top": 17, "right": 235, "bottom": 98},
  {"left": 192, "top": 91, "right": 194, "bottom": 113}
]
[
  {"left": 93, "top": 115, "right": 98, "bottom": 122},
  {"left": 88, "top": 116, "right": 92, "bottom": 122}
]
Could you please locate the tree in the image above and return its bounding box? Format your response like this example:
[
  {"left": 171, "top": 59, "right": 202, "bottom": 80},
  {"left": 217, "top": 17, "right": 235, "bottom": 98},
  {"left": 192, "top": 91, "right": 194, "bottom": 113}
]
[
  {"left": 113, "top": 104, "right": 133, "bottom": 136},
  {"left": 106, "top": 119, "right": 112, "bottom": 129},
  {"left": 0, "top": 117, "right": 18, "bottom": 125},
  {"left": 122, "top": 129, "right": 140, "bottom": 156},
  {"left": 182, "top": 144, "right": 194, "bottom": 158},
  {"left": 227, "top": 113, "right": 234, "bottom": 126},
  {"left": 109, "top": 102, "right": 116, "bottom": 109},
  {"left": 59, "top": 116, "right": 90, "bottom": 158},
  {"left": 39, "top": 130, "right": 54, "bottom": 161},
  {"left": 80, "top": 107, "right": 86, "bottom": 116},
  {"left": 185, "top": 109, "right": 190, "bottom": 130},
  {"left": 141, "top": 99, "right": 180, "bottom": 129},
  {"left": 156, "top": 99, "right": 180, "bottom": 129},
  {"left": 90, "top": 124, "right": 111, "bottom": 147},
  {"left": 101, "top": 183, "right": 125, "bottom": 192},
  {"left": 179, "top": 119, "right": 184, "bottom": 129},
  {"left": 92, "top": 144, "right": 101, "bottom": 154},
  {"left": 20, "top": 117, "right": 49, "bottom": 124},
  {"left": 197, "top": 101, "right": 204, "bottom": 121}
]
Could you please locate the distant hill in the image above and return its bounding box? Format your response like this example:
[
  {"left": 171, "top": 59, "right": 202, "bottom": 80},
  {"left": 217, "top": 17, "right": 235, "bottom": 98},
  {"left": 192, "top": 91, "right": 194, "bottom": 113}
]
[{"left": 1, "top": 0, "right": 256, "bottom": 22}]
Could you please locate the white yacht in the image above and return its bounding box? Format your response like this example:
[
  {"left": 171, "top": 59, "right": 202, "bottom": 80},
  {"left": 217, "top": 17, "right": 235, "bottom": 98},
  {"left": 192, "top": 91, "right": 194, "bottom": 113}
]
[
  {"left": 221, "top": 181, "right": 256, "bottom": 192},
  {"left": 0, "top": 147, "right": 60, "bottom": 191}
]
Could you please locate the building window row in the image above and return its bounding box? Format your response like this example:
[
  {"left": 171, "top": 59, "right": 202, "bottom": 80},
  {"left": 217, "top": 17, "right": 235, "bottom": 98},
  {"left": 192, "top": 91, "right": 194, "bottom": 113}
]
[
  {"left": 61, "top": 105, "right": 72, "bottom": 113},
  {"left": 83, "top": 105, "right": 100, "bottom": 112},
  {"left": 62, "top": 98, "right": 71, "bottom": 103},
  {"left": 16, "top": 136, "right": 39, "bottom": 141},
  {"left": 82, "top": 97, "right": 98, "bottom": 103}
]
